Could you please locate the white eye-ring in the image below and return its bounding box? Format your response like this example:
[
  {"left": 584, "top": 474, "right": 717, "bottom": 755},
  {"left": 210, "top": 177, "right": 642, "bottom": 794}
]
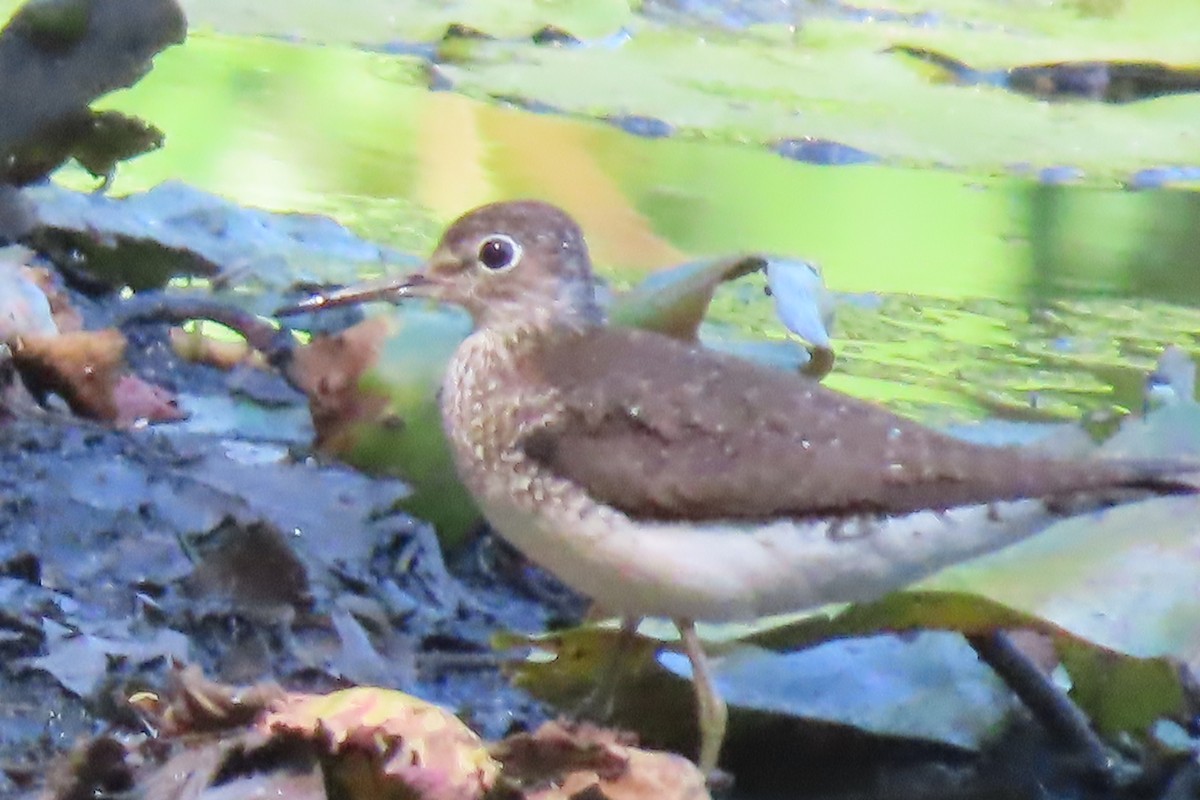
[{"left": 477, "top": 234, "right": 522, "bottom": 272}]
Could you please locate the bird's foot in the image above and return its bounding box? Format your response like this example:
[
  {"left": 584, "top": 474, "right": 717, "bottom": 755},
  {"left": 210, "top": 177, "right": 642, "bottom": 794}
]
[{"left": 705, "top": 766, "right": 735, "bottom": 793}]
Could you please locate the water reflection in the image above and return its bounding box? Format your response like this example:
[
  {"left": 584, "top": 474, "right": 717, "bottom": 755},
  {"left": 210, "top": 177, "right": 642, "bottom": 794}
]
[
  {"left": 1028, "top": 184, "right": 1200, "bottom": 306},
  {"left": 79, "top": 33, "right": 1200, "bottom": 424}
]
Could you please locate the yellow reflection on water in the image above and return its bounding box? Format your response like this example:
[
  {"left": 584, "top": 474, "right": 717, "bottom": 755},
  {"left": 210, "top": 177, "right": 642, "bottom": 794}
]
[{"left": 74, "top": 32, "right": 1200, "bottom": 423}]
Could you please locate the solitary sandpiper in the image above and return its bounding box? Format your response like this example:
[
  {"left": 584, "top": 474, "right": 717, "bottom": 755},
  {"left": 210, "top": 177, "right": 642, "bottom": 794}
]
[{"left": 281, "top": 200, "right": 1193, "bottom": 776}]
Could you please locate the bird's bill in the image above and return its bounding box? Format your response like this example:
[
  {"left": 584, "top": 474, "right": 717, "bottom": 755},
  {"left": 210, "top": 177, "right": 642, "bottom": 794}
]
[{"left": 275, "top": 272, "right": 430, "bottom": 316}]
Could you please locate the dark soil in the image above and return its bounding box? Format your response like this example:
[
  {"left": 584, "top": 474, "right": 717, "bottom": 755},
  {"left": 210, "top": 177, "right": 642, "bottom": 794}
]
[{"left": 0, "top": 307, "right": 575, "bottom": 797}]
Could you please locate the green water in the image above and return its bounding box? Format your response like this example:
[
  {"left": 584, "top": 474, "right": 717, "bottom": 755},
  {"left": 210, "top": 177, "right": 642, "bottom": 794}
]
[{"left": 35, "top": 18, "right": 1200, "bottom": 424}]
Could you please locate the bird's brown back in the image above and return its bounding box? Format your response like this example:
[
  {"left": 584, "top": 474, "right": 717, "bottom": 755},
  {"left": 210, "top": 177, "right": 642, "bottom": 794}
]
[{"left": 517, "top": 326, "right": 1191, "bottom": 522}]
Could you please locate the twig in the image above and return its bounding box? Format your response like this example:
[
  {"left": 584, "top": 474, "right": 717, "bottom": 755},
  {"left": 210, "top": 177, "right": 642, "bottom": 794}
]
[{"left": 967, "top": 630, "right": 1115, "bottom": 781}]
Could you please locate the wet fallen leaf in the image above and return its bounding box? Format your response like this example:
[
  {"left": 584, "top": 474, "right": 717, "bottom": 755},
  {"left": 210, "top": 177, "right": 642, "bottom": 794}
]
[
  {"left": 23, "top": 620, "right": 189, "bottom": 698},
  {"left": 764, "top": 257, "right": 834, "bottom": 351},
  {"left": 743, "top": 590, "right": 1196, "bottom": 743},
  {"left": 915, "top": 500, "right": 1200, "bottom": 736},
  {"left": 12, "top": 328, "right": 181, "bottom": 425},
  {"left": 41, "top": 736, "right": 134, "bottom": 800},
  {"left": 665, "top": 633, "right": 1018, "bottom": 751},
  {"left": 13, "top": 328, "right": 126, "bottom": 420},
  {"left": 139, "top": 730, "right": 325, "bottom": 800},
  {"left": 287, "top": 315, "right": 404, "bottom": 455},
  {"left": 501, "top": 621, "right": 1020, "bottom": 760},
  {"left": 262, "top": 686, "right": 501, "bottom": 800},
  {"left": 61, "top": 672, "right": 706, "bottom": 800},
  {"left": 112, "top": 372, "right": 185, "bottom": 426},
  {"left": 181, "top": 518, "right": 312, "bottom": 621},
  {"left": 0, "top": 252, "right": 183, "bottom": 424},
  {"left": 494, "top": 720, "right": 710, "bottom": 800},
  {"left": 132, "top": 663, "right": 286, "bottom": 736}
]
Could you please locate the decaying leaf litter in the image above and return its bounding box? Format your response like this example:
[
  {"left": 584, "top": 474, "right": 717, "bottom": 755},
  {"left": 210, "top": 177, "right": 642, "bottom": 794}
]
[{"left": 1, "top": 0, "right": 1199, "bottom": 798}]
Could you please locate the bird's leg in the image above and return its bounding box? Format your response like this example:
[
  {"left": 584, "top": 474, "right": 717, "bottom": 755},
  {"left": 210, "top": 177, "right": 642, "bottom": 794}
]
[
  {"left": 677, "top": 618, "right": 727, "bottom": 778},
  {"left": 575, "top": 615, "right": 641, "bottom": 719}
]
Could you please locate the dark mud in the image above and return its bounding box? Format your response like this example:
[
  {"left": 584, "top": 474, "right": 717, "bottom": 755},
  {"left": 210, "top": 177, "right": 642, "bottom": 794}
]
[{"left": 0, "top": 312, "right": 571, "bottom": 795}]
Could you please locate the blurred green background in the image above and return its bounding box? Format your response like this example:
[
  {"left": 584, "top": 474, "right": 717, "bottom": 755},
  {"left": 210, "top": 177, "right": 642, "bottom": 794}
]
[{"left": 8, "top": 0, "right": 1200, "bottom": 423}]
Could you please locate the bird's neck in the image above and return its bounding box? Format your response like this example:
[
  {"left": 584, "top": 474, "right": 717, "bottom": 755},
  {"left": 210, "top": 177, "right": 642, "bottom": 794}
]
[{"left": 442, "top": 318, "right": 585, "bottom": 485}]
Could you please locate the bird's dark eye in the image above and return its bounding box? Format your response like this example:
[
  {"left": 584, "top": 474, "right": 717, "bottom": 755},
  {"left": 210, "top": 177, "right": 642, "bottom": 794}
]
[{"left": 478, "top": 235, "right": 521, "bottom": 271}]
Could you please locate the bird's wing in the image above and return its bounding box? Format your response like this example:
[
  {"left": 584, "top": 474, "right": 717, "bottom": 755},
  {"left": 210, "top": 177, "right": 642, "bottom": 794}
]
[{"left": 520, "top": 327, "right": 1161, "bottom": 522}]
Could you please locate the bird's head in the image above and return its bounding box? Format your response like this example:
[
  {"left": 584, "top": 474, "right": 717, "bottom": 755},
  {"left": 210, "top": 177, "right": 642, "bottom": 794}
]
[{"left": 281, "top": 200, "right": 602, "bottom": 331}]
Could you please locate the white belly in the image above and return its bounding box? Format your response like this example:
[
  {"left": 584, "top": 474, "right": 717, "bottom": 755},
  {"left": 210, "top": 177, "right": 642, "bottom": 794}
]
[{"left": 477, "top": 482, "right": 1084, "bottom": 622}]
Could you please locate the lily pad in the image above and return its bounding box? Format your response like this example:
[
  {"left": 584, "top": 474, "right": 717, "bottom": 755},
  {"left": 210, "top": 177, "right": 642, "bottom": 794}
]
[
  {"left": 609, "top": 254, "right": 764, "bottom": 340},
  {"left": 428, "top": 2, "right": 1200, "bottom": 181},
  {"left": 176, "top": 0, "right": 633, "bottom": 44}
]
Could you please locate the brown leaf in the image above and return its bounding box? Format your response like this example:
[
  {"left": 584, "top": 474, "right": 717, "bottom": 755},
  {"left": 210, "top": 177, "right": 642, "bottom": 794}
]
[
  {"left": 14, "top": 328, "right": 125, "bottom": 420},
  {"left": 113, "top": 372, "right": 184, "bottom": 425},
  {"left": 285, "top": 316, "right": 394, "bottom": 451},
  {"left": 493, "top": 721, "right": 631, "bottom": 786},
  {"left": 13, "top": 327, "right": 181, "bottom": 425},
  {"left": 262, "top": 686, "right": 500, "bottom": 800},
  {"left": 40, "top": 736, "right": 133, "bottom": 800},
  {"left": 132, "top": 663, "right": 286, "bottom": 737},
  {"left": 139, "top": 730, "right": 324, "bottom": 800},
  {"left": 181, "top": 519, "right": 311, "bottom": 619},
  {"left": 493, "top": 721, "right": 710, "bottom": 800},
  {"left": 138, "top": 736, "right": 240, "bottom": 800}
]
